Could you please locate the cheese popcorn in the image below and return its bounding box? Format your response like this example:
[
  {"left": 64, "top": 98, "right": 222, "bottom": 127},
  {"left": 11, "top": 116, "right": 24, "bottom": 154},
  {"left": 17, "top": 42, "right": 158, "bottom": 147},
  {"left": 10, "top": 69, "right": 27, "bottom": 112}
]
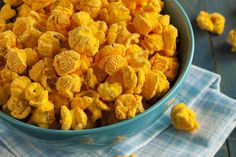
[
  {"left": 0, "top": 19, "right": 6, "bottom": 33},
  {"left": 6, "top": 96, "right": 31, "bottom": 119},
  {"left": 107, "top": 22, "right": 140, "bottom": 47},
  {"left": 6, "top": 48, "right": 27, "bottom": 74},
  {"left": 49, "top": 92, "right": 70, "bottom": 114},
  {"left": 164, "top": 57, "right": 179, "bottom": 82},
  {"left": 0, "top": 30, "right": 16, "bottom": 55},
  {"left": 196, "top": 11, "right": 225, "bottom": 35},
  {"left": 53, "top": 50, "right": 81, "bottom": 76},
  {"left": 89, "top": 21, "right": 108, "bottom": 45},
  {"left": 10, "top": 76, "right": 31, "bottom": 98},
  {"left": 99, "top": 1, "right": 131, "bottom": 26},
  {"left": 71, "top": 11, "right": 94, "bottom": 28},
  {"left": 83, "top": 68, "right": 98, "bottom": 89},
  {"left": 23, "top": 0, "right": 56, "bottom": 11},
  {"left": 56, "top": 74, "right": 82, "bottom": 100},
  {"left": 149, "top": 53, "right": 169, "bottom": 73},
  {"left": 30, "top": 109, "right": 55, "bottom": 128},
  {"left": 71, "top": 96, "right": 93, "bottom": 110},
  {"left": 171, "top": 103, "right": 199, "bottom": 132},
  {"left": 17, "top": 4, "right": 32, "bottom": 17},
  {"left": 115, "top": 94, "right": 144, "bottom": 120},
  {"left": 141, "top": 34, "right": 164, "bottom": 55},
  {"left": 0, "top": 66, "right": 18, "bottom": 84},
  {"left": 74, "top": 55, "right": 93, "bottom": 76},
  {"left": 68, "top": 26, "right": 99, "bottom": 57},
  {"left": 77, "top": 0, "right": 102, "bottom": 18},
  {"left": 227, "top": 29, "right": 236, "bottom": 52},
  {"left": 24, "top": 48, "right": 39, "bottom": 67},
  {"left": 4, "top": 0, "right": 23, "bottom": 6},
  {"left": 97, "top": 82, "right": 122, "bottom": 102},
  {"left": 0, "top": 4, "right": 16, "bottom": 20},
  {"left": 38, "top": 31, "right": 65, "bottom": 57},
  {"left": 47, "top": 3, "right": 74, "bottom": 36},
  {"left": 163, "top": 25, "right": 178, "bottom": 56}
]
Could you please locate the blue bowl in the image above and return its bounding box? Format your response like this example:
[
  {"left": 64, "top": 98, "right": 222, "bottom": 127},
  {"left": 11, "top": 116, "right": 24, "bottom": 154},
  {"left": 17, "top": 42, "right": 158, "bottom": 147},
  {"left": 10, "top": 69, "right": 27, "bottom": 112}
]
[{"left": 0, "top": 0, "right": 194, "bottom": 152}]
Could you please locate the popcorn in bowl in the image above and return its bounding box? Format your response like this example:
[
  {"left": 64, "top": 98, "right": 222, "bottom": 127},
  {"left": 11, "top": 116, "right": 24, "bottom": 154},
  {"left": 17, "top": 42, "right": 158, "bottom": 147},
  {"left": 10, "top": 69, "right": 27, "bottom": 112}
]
[{"left": 0, "top": 0, "right": 180, "bottom": 130}]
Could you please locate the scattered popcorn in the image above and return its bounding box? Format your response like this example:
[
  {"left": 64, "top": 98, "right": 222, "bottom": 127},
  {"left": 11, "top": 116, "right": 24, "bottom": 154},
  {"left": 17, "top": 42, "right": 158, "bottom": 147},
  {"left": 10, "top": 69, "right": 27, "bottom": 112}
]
[
  {"left": 196, "top": 11, "right": 225, "bottom": 35},
  {"left": 171, "top": 103, "right": 199, "bottom": 132},
  {"left": 29, "top": 109, "right": 55, "bottom": 128},
  {"left": 10, "top": 76, "right": 31, "bottom": 98},
  {"left": 227, "top": 29, "right": 236, "bottom": 52},
  {"left": 97, "top": 82, "right": 122, "bottom": 102},
  {"left": 0, "top": 4, "right": 16, "bottom": 20},
  {"left": 141, "top": 34, "right": 164, "bottom": 55}
]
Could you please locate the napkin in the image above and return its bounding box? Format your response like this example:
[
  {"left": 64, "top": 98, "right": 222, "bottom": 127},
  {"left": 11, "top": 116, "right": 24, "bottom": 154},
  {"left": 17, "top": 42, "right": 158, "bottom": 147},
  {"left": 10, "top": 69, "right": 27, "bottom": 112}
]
[{"left": 1, "top": 65, "right": 236, "bottom": 157}]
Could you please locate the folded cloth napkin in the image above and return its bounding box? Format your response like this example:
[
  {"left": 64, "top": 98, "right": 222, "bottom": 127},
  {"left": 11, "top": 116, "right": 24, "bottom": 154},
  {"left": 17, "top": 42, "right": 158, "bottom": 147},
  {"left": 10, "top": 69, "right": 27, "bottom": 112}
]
[{"left": 1, "top": 65, "right": 236, "bottom": 157}]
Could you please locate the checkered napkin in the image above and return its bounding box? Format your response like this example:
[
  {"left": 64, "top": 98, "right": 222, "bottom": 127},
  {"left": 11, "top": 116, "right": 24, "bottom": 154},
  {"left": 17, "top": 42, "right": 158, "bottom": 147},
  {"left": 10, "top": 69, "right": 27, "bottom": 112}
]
[{"left": 1, "top": 65, "right": 236, "bottom": 157}]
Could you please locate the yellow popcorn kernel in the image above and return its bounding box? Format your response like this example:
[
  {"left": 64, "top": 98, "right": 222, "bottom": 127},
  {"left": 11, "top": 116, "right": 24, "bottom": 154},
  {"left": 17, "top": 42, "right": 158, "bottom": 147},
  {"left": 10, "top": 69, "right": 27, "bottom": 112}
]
[
  {"left": 107, "top": 22, "right": 140, "bottom": 47},
  {"left": 30, "top": 109, "right": 55, "bottom": 128},
  {"left": 227, "top": 29, "right": 236, "bottom": 52},
  {"left": 0, "top": 4, "right": 16, "bottom": 20},
  {"left": 23, "top": 0, "right": 56, "bottom": 11},
  {"left": 196, "top": 11, "right": 225, "bottom": 35},
  {"left": 74, "top": 55, "right": 93, "bottom": 76},
  {"left": 4, "top": 0, "right": 23, "bottom": 6},
  {"left": 71, "top": 11, "right": 94, "bottom": 28},
  {"left": 141, "top": 34, "right": 164, "bottom": 55},
  {"left": 133, "top": 69, "right": 145, "bottom": 94},
  {"left": 152, "top": 14, "right": 170, "bottom": 34},
  {"left": 97, "top": 82, "right": 122, "bottom": 102},
  {"left": 71, "top": 107, "right": 88, "bottom": 130},
  {"left": 133, "top": 12, "right": 158, "bottom": 35},
  {"left": 95, "top": 44, "right": 126, "bottom": 63},
  {"left": 17, "top": 4, "right": 32, "bottom": 17},
  {"left": 127, "top": 55, "right": 151, "bottom": 74},
  {"left": 47, "top": 4, "right": 74, "bottom": 36},
  {"left": 149, "top": 53, "right": 169, "bottom": 73},
  {"left": 77, "top": 0, "right": 102, "bottom": 18},
  {"left": 53, "top": 50, "right": 81, "bottom": 76},
  {"left": 56, "top": 74, "right": 82, "bottom": 100},
  {"left": 89, "top": 21, "right": 108, "bottom": 44},
  {"left": 24, "top": 48, "right": 39, "bottom": 67},
  {"left": 38, "top": 31, "right": 65, "bottom": 57},
  {"left": 83, "top": 68, "right": 98, "bottom": 89},
  {"left": 6, "top": 48, "right": 27, "bottom": 74},
  {"left": 0, "top": 66, "right": 18, "bottom": 84},
  {"left": 115, "top": 94, "right": 144, "bottom": 120},
  {"left": 68, "top": 26, "right": 99, "bottom": 57},
  {"left": 6, "top": 96, "right": 31, "bottom": 119},
  {"left": 10, "top": 76, "right": 31, "bottom": 98},
  {"left": 25, "top": 82, "right": 49, "bottom": 107},
  {"left": 92, "top": 64, "right": 108, "bottom": 84},
  {"left": 98, "top": 55, "right": 128, "bottom": 76},
  {"left": 123, "top": 65, "right": 137, "bottom": 93},
  {"left": 163, "top": 25, "right": 178, "bottom": 57},
  {"left": 29, "top": 58, "right": 54, "bottom": 82},
  {"left": 49, "top": 92, "right": 69, "bottom": 114},
  {"left": 60, "top": 105, "right": 73, "bottom": 130},
  {"left": 98, "top": 1, "right": 131, "bottom": 26},
  {"left": 71, "top": 96, "right": 93, "bottom": 110},
  {"left": 0, "top": 30, "right": 17, "bottom": 55},
  {"left": 164, "top": 57, "right": 179, "bottom": 82},
  {"left": 154, "top": 69, "right": 170, "bottom": 98},
  {"left": 171, "top": 103, "right": 199, "bottom": 132},
  {"left": 0, "top": 18, "right": 6, "bottom": 33}
]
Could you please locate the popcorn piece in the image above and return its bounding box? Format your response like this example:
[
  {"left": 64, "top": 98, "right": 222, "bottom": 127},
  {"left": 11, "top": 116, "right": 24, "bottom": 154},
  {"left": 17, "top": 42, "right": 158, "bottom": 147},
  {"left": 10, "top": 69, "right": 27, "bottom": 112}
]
[
  {"left": 71, "top": 11, "right": 94, "bottom": 28},
  {"left": 97, "top": 82, "right": 122, "bottom": 102},
  {"left": 38, "top": 31, "right": 65, "bottom": 57},
  {"left": 87, "top": 100, "right": 102, "bottom": 122},
  {"left": 127, "top": 55, "right": 151, "bottom": 74},
  {"left": 171, "top": 103, "right": 199, "bottom": 132},
  {"left": 6, "top": 48, "right": 27, "bottom": 74},
  {"left": 17, "top": 4, "right": 32, "bottom": 17},
  {"left": 40, "top": 74, "right": 57, "bottom": 93},
  {"left": 6, "top": 96, "right": 31, "bottom": 119},
  {"left": 30, "top": 109, "right": 55, "bottom": 128},
  {"left": 53, "top": 50, "right": 81, "bottom": 76},
  {"left": 60, "top": 105, "right": 73, "bottom": 130},
  {"left": 68, "top": 26, "right": 99, "bottom": 57},
  {"left": 0, "top": 66, "right": 18, "bottom": 84},
  {"left": 126, "top": 44, "right": 144, "bottom": 56},
  {"left": 83, "top": 68, "right": 98, "bottom": 89},
  {"left": 133, "top": 69, "right": 145, "bottom": 94},
  {"left": 49, "top": 92, "right": 70, "bottom": 114},
  {"left": 23, "top": 0, "right": 56, "bottom": 11},
  {"left": 77, "top": 0, "right": 102, "bottom": 18},
  {"left": 24, "top": 48, "right": 39, "bottom": 67},
  {"left": 0, "top": 30, "right": 17, "bottom": 55},
  {"left": 123, "top": 65, "right": 137, "bottom": 92},
  {"left": 47, "top": 4, "right": 74, "bottom": 35},
  {"left": 71, "top": 96, "right": 93, "bottom": 110},
  {"left": 98, "top": 55, "right": 128, "bottom": 76},
  {"left": 133, "top": 12, "right": 158, "bottom": 35},
  {"left": 107, "top": 22, "right": 140, "bottom": 47},
  {"left": 164, "top": 57, "right": 179, "bottom": 82},
  {"left": 149, "top": 53, "right": 169, "bottom": 73},
  {"left": 163, "top": 25, "right": 178, "bottom": 56},
  {"left": 115, "top": 94, "right": 144, "bottom": 120},
  {"left": 0, "top": 4, "right": 16, "bottom": 20},
  {"left": 141, "top": 34, "right": 164, "bottom": 55},
  {"left": 92, "top": 64, "right": 108, "bottom": 84},
  {"left": 56, "top": 74, "right": 82, "bottom": 100},
  {"left": 99, "top": 1, "right": 131, "bottom": 26},
  {"left": 29, "top": 58, "right": 54, "bottom": 82},
  {"left": 89, "top": 21, "right": 108, "bottom": 44},
  {"left": 227, "top": 29, "right": 236, "bottom": 52},
  {"left": 142, "top": 70, "right": 169, "bottom": 100},
  {"left": 0, "top": 18, "right": 6, "bottom": 33},
  {"left": 152, "top": 14, "right": 170, "bottom": 34},
  {"left": 4, "top": 0, "right": 23, "bottom": 6},
  {"left": 10, "top": 76, "right": 31, "bottom": 98},
  {"left": 196, "top": 11, "right": 225, "bottom": 35}
]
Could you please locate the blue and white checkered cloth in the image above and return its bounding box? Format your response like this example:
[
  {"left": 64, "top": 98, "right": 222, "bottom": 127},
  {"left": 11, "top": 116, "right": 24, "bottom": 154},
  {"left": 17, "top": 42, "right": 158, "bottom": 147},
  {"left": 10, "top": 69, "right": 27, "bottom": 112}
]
[{"left": 1, "top": 65, "right": 236, "bottom": 157}]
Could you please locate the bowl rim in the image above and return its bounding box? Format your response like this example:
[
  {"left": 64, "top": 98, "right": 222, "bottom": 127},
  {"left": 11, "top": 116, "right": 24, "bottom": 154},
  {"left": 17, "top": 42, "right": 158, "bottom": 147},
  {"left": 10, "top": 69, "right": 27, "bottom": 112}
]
[{"left": 0, "top": 0, "right": 195, "bottom": 135}]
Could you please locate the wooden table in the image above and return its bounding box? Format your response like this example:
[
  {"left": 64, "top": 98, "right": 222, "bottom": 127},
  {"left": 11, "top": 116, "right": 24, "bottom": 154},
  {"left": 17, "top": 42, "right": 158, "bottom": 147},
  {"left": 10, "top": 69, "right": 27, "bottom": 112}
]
[{"left": 178, "top": 0, "right": 236, "bottom": 156}]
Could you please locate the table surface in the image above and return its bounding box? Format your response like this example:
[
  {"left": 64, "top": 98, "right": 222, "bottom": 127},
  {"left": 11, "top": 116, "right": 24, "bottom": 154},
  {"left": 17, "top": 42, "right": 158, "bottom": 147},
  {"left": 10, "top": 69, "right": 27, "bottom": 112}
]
[{"left": 178, "top": 0, "right": 236, "bottom": 156}]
